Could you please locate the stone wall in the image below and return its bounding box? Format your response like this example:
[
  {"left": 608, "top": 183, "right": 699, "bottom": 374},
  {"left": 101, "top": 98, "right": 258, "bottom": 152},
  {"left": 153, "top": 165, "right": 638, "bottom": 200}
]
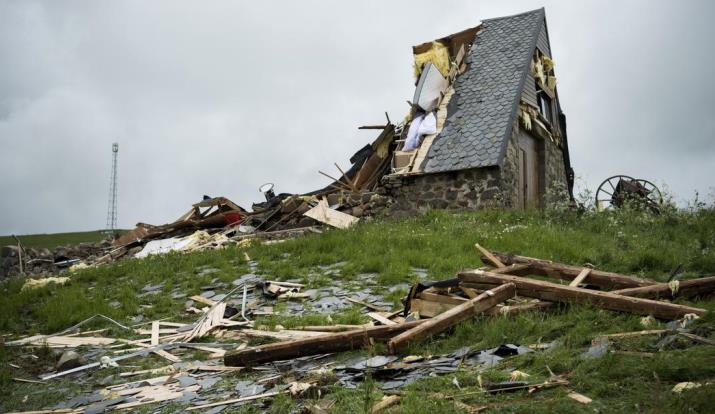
[
  {"left": 542, "top": 129, "right": 569, "bottom": 205},
  {"left": 379, "top": 119, "right": 569, "bottom": 215},
  {"left": 379, "top": 167, "right": 503, "bottom": 216}
]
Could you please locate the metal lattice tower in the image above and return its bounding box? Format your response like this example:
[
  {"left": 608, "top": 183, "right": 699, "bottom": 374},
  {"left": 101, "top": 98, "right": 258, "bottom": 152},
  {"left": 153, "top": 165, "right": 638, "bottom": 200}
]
[{"left": 105, "top": 142, "right": 119, "bottom": 233}]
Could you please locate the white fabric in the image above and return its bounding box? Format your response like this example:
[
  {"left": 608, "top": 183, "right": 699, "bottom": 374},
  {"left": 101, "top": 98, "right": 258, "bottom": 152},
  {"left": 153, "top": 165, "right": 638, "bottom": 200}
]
[
  {"left": 403, "top": 114, "right": 424, "bottom": 151},
  {"left": 413, "top": 62, "right": 448, "bottom": 112},
  {"left": 135, "top": 237, "right": 190, "bottom": 258},
  {"left": 417, "top": 112, "right": 437, "bottom": 136}
]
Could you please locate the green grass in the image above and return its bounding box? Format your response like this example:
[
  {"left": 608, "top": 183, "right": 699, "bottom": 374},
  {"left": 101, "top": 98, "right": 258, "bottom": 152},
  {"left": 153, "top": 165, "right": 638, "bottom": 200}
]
[
  {"left": 0, "top": 230, "right": 121, "bottom": 250},
  {"left": 1, "top": 207, "right": 714, "bottom": 412}
]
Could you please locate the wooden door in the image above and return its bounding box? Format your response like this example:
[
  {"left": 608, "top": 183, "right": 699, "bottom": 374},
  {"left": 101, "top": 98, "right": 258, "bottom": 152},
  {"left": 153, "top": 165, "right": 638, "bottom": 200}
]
[{"left": 517, "top": 134, "right": 539, "bottom": 208}]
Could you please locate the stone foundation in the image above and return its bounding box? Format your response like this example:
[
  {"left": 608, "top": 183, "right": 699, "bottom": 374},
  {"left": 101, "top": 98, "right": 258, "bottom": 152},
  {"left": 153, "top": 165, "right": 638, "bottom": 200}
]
[{"left": 379, "top": 167, "right": 504, "bottom": 215}]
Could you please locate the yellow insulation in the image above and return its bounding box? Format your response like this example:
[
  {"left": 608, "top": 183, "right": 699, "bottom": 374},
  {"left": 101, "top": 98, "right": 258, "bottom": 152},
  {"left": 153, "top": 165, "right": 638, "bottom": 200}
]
[
  {"left": 542, "top": 56, "right": 555, "bottom": 72},
  {"left": 413, "top": 41, "right": 450, "bottom": 79}
]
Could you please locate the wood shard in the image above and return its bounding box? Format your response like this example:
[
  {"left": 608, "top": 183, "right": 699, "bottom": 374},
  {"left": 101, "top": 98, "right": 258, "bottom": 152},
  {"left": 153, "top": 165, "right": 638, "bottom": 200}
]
[
  {"left": 371, "top": 395, "right": 401, "bottom": 413},
  {"left": 568, "top": 392, "right": 593, "bottom": 404}
]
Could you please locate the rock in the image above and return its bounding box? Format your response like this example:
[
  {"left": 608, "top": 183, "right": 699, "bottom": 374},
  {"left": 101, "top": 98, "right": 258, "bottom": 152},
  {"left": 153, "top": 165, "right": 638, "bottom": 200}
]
[
  {"left": 56, "top": 350, "right": 86, "bottom": 371},
  {"left": 351, "top": 206, "right": 364, "bottom": 217}
]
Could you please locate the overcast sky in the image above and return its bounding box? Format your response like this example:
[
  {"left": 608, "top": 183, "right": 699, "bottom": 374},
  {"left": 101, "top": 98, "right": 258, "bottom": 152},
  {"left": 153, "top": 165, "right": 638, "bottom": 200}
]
[{"left": 1, "top": 0, "right": 714, "bottom": 235}]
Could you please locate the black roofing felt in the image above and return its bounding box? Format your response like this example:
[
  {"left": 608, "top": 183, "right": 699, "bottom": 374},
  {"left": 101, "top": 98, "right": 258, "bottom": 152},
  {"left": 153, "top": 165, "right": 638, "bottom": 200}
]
[{"left": 423, "top": 8, "right": 545, "bottom": 173}]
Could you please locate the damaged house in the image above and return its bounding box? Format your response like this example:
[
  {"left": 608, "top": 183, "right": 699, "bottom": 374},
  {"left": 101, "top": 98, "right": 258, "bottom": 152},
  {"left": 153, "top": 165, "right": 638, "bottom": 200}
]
[{"left": 381, "top": 8, "right": 575, "bottom": 211}]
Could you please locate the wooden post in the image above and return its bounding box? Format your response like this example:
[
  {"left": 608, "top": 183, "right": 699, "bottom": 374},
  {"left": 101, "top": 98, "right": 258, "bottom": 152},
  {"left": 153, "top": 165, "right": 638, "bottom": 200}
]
[
  {"left": 388, "top": 283, "right": 515, "bottom": 353},
  {"left": 480, "top": 251, "right": 658, "bottom": 289},
  {"left": 612, "top": 276, "right": 715, "bottom": 300},
  {"left": 224, "top": 321, "right": 427, "bottom": 366},
  {"left": 459, "top": 270, "right": 705, "bottom": 320}
]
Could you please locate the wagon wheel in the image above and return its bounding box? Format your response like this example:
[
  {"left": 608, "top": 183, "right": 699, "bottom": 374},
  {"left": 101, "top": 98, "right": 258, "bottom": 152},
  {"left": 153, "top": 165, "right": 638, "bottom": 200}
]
[
  {"left": 596, "top": 175, "right": 663, "bottom": 211},
  {"left": 595, "top": 175, "right": 634, "bottom": 211},
  {"left": 633, "top": 178, "right": 663, "bottom": 210}
]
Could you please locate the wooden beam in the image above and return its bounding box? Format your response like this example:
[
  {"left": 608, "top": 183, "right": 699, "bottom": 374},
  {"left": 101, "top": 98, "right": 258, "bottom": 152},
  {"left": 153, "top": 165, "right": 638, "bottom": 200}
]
[
  {"left": 612, "top": 276, "right": 715, "bottom": 300},
  {"left": 367, "top": 312, "right": 397, "bottom": 326},
  {"left": 569, "top": 268, "right": 592, "bottom": 287},
  {"left": 224, "top": 321, "right": 427, "bottom": 366},
  {"left": 475, "top": 243, "right": 505, "bottom": 268},
  {"left": 388, "top": 283, "right": 516, "bottom": 353},
  {"left": 333, "top": 163, "right": 359, "bottom": 192},
  {"left": 490, "top": 263, "right": 531, "bottom": 275},
  {"left": 459, "top": 270, "right": 706, "bottom": 320},
  {"left": 481, "top": 251, "right": 658, "bottom": 289}
]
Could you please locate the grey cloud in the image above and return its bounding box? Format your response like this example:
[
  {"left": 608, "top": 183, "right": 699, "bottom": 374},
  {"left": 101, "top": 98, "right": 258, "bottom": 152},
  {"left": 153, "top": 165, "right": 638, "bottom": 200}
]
[{"left": 1, "top": 0, "right": 714, "bottom": 234}]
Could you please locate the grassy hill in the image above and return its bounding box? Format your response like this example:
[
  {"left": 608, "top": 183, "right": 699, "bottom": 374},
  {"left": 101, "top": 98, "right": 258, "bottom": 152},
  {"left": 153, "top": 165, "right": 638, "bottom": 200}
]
[
  {"left": 0, "top": 230, "right": 117, "bottom": 250},
  {"left": 1, "top": 207, "right": 714, "bottom": 413}
]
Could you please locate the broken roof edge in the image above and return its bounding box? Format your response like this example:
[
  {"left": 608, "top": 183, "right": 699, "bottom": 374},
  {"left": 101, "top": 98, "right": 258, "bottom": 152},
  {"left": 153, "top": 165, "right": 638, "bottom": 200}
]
[
  {"left": 495, "top": 8, "right": 545, "bottom": 169},
  {"left": 412, "top": 23, "right": 482, "bottom": 54}
]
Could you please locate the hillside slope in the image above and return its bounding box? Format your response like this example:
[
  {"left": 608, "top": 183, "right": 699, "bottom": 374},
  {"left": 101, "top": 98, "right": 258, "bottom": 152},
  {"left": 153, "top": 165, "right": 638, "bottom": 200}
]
[{"left": 1, "top": 208, "right": 714, "bottom": 413}]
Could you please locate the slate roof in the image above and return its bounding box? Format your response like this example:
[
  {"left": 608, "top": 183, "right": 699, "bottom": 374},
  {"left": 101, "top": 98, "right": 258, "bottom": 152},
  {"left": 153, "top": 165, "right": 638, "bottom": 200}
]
[{"left": 423, "top": 8, "right": 545, "bottom": 173}]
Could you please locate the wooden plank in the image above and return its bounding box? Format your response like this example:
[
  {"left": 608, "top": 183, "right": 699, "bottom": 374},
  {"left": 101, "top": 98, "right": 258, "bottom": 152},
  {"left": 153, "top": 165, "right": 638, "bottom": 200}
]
[
  {"left": 410, "top": 298, "right": 456, "bottom": 318},
  {"left": 294, "top": 324, "right": 367, "bottom": 332},
  {"left": 475, "top": 243, "right": 505, "bottom": 268},
  {"left": 568, "top": 392, "right": 592, "bottom": 404},
  {"left": 679, "top": 332, "right": 715, "bottom": 346},
  {"left": 418, "top": 291, "right": 468, "bottom": 305},
  {"left": 460, "top": 287, "right": 479, "bottom": 299},
  {"left": 388, "top": 284, "right": 516, "bottom": 353},
  {"left": 371, "top": 395, "right": 401, "bottom": 413},
  {"left": 482, "top": 251, "right": 657, "bottom": 289},
  {"left": 116, "top": 338, "right": 181, "bottom": 363},
  {"left": 189, "top": 295, "right": 218, "bottom": 306},
  {"left": 150, "top": 321, "right": 160, "bottom": 346},
  {"left": 367, "top": 312, "right": 397, "bottom": 326},
  {"left": 5, "top": 335, "right": 116, "bottom": 347},
  {"left": 459, "top": 270, "right": 706, "bottom": 320},
  {"left": 304, "top": 199, "right": 359, "bottom": 229},
  {"left": 598, "top": 329, "right": 668, "bottom": 339},
  {"left": 224, "top": 321, "right": 427, "bottom": 366},
  {"left": 569, "top": 268, "right": 592, "bottom": 287},
  {"left": 185, "top": 390, "right": 285, "bottom": 411},
  {"left": 612, "top": 276, "right": 715, "bottom": 300},
  {"left": 239, "top": 328, "right": 330, "bottom": 341}
]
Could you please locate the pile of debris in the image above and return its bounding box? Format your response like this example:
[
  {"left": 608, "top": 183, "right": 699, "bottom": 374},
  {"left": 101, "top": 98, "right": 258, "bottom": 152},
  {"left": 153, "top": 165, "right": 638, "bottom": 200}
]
[
  {"left": 5, "top": 244, "right": 713, "bottom": 413},
  {"left": 1, "top": 240, "right": 111, "bottom": 279}
]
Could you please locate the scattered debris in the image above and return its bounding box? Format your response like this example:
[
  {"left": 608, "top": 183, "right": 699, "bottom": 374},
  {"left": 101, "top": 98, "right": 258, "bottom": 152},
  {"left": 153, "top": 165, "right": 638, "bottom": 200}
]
[
  {"left": 567, "top": 392, "right": 593, "bottom": 404},
  {"left": 21, "top": 276, "right": 70, "bottom": 291},
  {"left": 371, "top": 395, "right": 401, "bottom": 413},
  {"left": 3, "top": 241, "right": 714, "bottom": 412}
]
